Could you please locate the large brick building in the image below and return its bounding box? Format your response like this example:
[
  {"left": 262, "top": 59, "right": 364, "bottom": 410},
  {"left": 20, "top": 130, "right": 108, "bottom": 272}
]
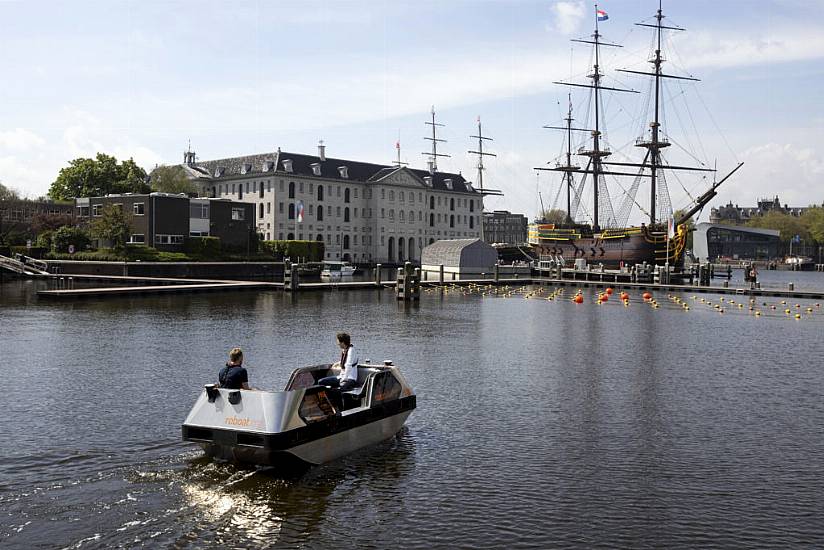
[{"left": 179, "top": 144, "right": 484, "bottom": 263}]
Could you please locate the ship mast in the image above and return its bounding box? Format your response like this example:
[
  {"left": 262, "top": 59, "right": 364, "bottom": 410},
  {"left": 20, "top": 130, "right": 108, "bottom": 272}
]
[
  {"left": 422, "top": 105, "right": 450, "bottom": 173},
  {"left": 550, "top": 4, "right": 636, "bottom": 230},
  {"left": 469, "top": 116, "right": 497, "bottom": 242},
  {"left": 537, "top": 94, "right": 585, "bottom": 223}
]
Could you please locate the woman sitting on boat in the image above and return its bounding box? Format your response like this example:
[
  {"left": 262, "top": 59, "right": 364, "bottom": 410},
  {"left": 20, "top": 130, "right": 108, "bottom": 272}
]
[{"left": 318, "top": 332, "right": 359, "bottom": 393}]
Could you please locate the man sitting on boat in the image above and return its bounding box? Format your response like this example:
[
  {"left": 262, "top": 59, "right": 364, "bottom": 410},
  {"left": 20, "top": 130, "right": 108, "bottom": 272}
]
[
  {"left": 218, "top": 347, "right": 252, "bottom": 390},
  {"left": 318, "top": 333, "right": 359, "bottom": 396}
]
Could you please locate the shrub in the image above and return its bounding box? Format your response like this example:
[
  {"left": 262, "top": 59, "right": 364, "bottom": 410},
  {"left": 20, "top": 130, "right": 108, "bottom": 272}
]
[
  {"left": 36, "top": 230, "right": 54, "bottom": 250},
  {"left": 52, "top": 226, "right": 91, "bottom": 253},
  {"left": 260, "top": 240, "right": 324, "bottom": 262},
  {"left": 184, "top": 236, "right": 221, "bottom": 257}
]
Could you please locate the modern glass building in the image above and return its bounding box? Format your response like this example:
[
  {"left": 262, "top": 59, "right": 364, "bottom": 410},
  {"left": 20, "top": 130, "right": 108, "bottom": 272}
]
[{"left": 693, "top": 222, "right": 781, "bottom": 262}]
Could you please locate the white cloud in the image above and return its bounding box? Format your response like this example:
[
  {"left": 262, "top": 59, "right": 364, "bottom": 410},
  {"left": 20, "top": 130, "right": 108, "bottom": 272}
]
[
  {"left": 0, "top": 128, "right": 46, "bottom": 152},
  {"left": 550, "top": 1, "right": 586, "bottom": 36}
]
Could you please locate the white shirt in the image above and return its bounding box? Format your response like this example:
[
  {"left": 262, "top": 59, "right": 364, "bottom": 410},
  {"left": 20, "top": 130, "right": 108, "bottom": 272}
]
[{"left": 340, "top": 345, "right": 359, "bottom": 382}]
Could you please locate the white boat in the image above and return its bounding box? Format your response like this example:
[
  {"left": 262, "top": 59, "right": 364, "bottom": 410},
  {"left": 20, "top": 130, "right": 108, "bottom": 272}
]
[
  {"left": 181, "top": 362, "right": 416, "bottom": 466},
  {"left": 320, "top": 261, "right": 356, "bottom": 279}
]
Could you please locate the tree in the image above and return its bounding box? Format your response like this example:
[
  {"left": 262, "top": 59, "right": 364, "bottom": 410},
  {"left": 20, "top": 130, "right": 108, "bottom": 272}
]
[
  {"left": 48, "top": 153, "right": 150, "bottom": 200},
  {"left": 539, "top": 208, "right": 568, "bottom": 225},
  {"left": 746, "top": 211, "right": 810, "bottom": 242},
  {"left": 149, "top": 165, "right": 197, "bottom": 195},
  {"left": 801, "top": 206, "right": 824, "bottom": 244},
  {"left": 31, "top": 212, "right": 73, "bottom": 234},
  {"left": 0, "top": 181, "right": 20, "bottom": 201},
  {"left": 91, "top": 204, "right": 132, "bottom": 253},
  {"left": 52, "top": 226, "right": 91, "bottom": 253}
]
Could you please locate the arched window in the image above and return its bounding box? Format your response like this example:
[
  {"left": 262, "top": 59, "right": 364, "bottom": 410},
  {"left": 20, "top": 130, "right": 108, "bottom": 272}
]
[
  {"left": 211, "top": 186, "right": 217, "bottom": 198},
  {"left": 469, "top": 216, "right": 474, "bottom": 229},
  {"left": 289, "top": 181, "right": 295, "bottom": 199},
  {"left": 409, "top": 210, "right": 414, "bottom": 223},
  {"left": 288, "top": 203, "right": 295, "bottom": 220},
  {"left": 259, "top": 203, "right": 264, "bottom": 218},
  {"left": 344, "top": 188, "right": 350, "bottom": 203},
  {"left": 344, "top": 207, "right": 350, "bottom": 222},
  {"left": 287, "top": 232, "right": 294, "bottom": 240},
  {"left": 450, "top": 214, "right": 455, "bottom": 228},
  {"left": 317, "top": 234, "right": 323, "bottom": 241},
  {"left": 317, "top": 185, "right": 324, "bottom": 201},
  {"left": 450, "top": 198, "right": 455, "bottom": 211},
  {"left": 429, "top": 213, "right": 434, "bottom": 227},
  {"left": 398, "top": 237, "right": 405, "bottom": 262},
  {"left": 429, "top": 238, "right": 435, "bottom": 245},
  {"left": 408, "top": 238, "right": 415, "bottom": 261},
  {"left": 399, "top": 210, "right": 405, "bottom": 221},
  {"left": 469, "top": 200, "right": 474, "bottom": 212},
  {"left": 317, "top": 206, "right": 323, "bottom": 221},
  {"left": 429, "top": 196, "right": 435, "bottom": 209},
  {"left": 343, "top": 235, "right": 350, "bottom": 249},
  {"left": 388, "top": 237, "right": 395, "bottom": 262}
]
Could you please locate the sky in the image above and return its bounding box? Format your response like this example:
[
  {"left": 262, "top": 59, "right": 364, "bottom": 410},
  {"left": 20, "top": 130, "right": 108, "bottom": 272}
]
[{"left": 1, "top": 0, "right": 823, "bottom": 223}]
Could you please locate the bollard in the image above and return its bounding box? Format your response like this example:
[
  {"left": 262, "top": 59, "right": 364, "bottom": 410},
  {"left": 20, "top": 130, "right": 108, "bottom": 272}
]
[
  {"left": 789, "top": 282, "right": 794, "bottom": 292},
  {"left": 494, "top": 263, "right": 500, "bottom": 283},
  {"left": 723, "top": 280, "right": 728, "bottom": 288},
  {"left": 439, "top": 264, "right": 444, "bottom": 285},
  {"left": 375, "top": 263, "right": 382, "bottom": 285}
]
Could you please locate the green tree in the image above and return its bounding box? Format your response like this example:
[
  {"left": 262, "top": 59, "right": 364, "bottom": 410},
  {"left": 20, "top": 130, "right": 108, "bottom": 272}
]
[
  {"left": 0, "top": 181, "right": 20, "bottom": 201},
  {"left": 149, "top": 165, "right": 197, "bottom": 195},
  {"left": 801, "top": 206, "right": 824, "bottom": 244},
  {"left": 746, "top": 211, "right": 810, "bottom": 242},
  {"left": 539, "top": 208, "right": 568, "bottom": 225},
  {"left": 52, "top": 226, "right": 91, "bottom": 253},
  {"left": 48, "top": 153, "right": 149, "bottom": 200},
  {"left": 91, "top": 204, "right": 132, "bottom": 253}
]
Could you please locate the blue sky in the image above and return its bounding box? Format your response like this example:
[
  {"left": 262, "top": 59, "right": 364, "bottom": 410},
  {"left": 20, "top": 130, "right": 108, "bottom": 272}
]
[{"left": 1, "top": 0, "right": 823, "bottom": 222}]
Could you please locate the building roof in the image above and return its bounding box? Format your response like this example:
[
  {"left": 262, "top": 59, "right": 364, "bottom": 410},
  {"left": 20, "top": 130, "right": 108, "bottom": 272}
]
[
  {"left": 181, "top": 149, "right": 477, "bottom": 194},
  {"left": 695, "top": 222, "right": 781, "bottom": 237},
  {"left": 421, "top": 238, "right": 497, "bottom": 268}
]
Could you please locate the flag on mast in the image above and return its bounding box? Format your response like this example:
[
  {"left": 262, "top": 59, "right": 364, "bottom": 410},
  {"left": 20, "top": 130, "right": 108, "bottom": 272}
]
[
  {"left": 596, "top": 9, "right": 608, "bottom": 21},
  {"left": 667, "top": 215, "right": 675, "bottom": 239},
  {"left": 297, "top": 200, "right": 304, "bottom": 223}
]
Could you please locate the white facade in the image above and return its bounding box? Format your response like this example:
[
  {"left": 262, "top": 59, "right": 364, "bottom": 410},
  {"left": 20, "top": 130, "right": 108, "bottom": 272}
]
[{"left": 181, "top": 149, "right": 483, "bottom": 263}]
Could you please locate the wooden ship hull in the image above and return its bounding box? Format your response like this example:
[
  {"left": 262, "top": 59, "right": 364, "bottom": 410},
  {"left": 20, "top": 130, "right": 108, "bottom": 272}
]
[{"left": 528, "top": 223, "right": 687, "bottom": 267}]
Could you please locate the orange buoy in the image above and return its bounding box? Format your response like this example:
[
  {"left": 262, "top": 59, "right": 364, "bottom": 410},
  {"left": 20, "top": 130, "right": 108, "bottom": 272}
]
[
  {"left": 620, "top": 291, "right": 629, "bottom": 300},
  {"left": 642, "top": 292, "right": 653, "bottom": 301},
  {"left": 599, "top": 294, "right": 609, "bottom": 302},
  {"left": 573, "top": 294, "right": 584, "bottom": 304},
  {"left": 605, "top": 287, "right": 614, "bottom": 295}
]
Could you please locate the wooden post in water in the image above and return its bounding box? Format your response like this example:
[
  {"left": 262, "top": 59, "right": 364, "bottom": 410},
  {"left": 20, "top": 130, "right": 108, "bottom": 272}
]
[
  {"left": 439, "top": 264, "right": 444, "bottom": 285},
  {"left": 494, "top": 263, "right": 499, "bottom": 283},
  {"left": 375, "top": 263, "right": 382, "bottom": 286},
  {"left": 284, "top": 260, "right": 299, "bottom": 291}
]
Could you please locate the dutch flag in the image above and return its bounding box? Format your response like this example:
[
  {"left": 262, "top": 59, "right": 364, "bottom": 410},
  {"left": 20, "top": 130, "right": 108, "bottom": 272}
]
[
  {"left": 597, "top": 9, "right": 608, "bottom": 21},
  {"left": 297, "top": 200, "right": 305, "bottom": 223}
]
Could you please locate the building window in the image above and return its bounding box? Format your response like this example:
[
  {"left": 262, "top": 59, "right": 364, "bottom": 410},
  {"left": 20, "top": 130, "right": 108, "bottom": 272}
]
[
  {"left": 231, "top": 208, "right": 245, "bottom": 221},
  {"left": 337, "top": 206, "right": 341, "bottom": 217},
  {"left": 288, "top": 203, "right": 295, "bottom": 220},
  {"left": 232, "top": 184, "right": 236, "bottom": 194},
  {"left": 450, "top": 214, "right": 455, "bottom": 228},
  {"left": 344, "top": 188, "right": 350, "bottom": 203},
  {"left": 450, "top": 198, "right": 455, "bottom": 211},
  {"left": 259, "top": 186, "right": 264, "bottom": 199},
  {"left": 128, "top": 234, "right": 145, "bottom": 244},
  {"left": 429, "top": 213, "right": 434, "bottom": 227},
  {"left": 92, "top": 204, "right": 102, "bottom": 217},
  {"left": 344, "top": 207, "right": 350, "bottom": 222},
  {"left": 470, "top": 216, "right": 474, "bottom": 229},
  {"left": 337, "top": 186, "right": 341, "bottom": 197},
  {"left": 300, "top": 182, "right": 304, "bottom": 193},
  {"left": 133, "top": 203, "right": 145, "bottom": 216},
  {"left": 389, "top": 209, "right": 394, "bottom": 220},
  {"left": 470, "top": 200, "right": 475, "bottom": 212},
  {"left": 317, "top": 207, "right": 324, "bottom": 221},
  {"left": 289, "top": 182, "right": 295, "bottom": 199},
  {"left": 430, "top": 196, "right": 435, "bottom": 209},
  {"left": 259, "top": 204, "right": 264, "bottom": 218},
  {"left": 317, "top": 185, "right": 324, "bottom": 201},
  {"left": 238, "top": 186, "right": 243, "bottom": 199},
  {"left": 400, "top": 210, "right": 405, "bottom": 221},
  {"left": 381, "top": 189, "right": 385, "bottom": 199},
  {"left": 267, "top": 202, "right": 271, "bottom": 214},
  {"left": 288, "top": 233, "right": 294, "bottom": 240},
  {"left": 343, "top": 235, "right": 350, "bottom": 249},
  {"left": 354, "top": 188, "right": 359, "bottom": 199}
]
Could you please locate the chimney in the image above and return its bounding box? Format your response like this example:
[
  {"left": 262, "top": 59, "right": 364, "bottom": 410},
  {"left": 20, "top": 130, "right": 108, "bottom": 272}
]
[
  {"left": 424, "top": 176, "right": 433, "bottom": 187},
  {"left": 427, "top": 159, "right": 435, "bottom": 174},
  {"left": 318, "top": 140, "right": 326, "bottom": 162}
]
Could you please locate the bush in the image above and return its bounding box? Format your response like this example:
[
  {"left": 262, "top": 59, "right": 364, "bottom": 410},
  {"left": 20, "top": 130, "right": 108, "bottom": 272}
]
[
  {"left": 52, "top": 226, "right": 91, "bottom": 253},
  {"left": 125, "top": 245, "right": 159, "bottom": 261},
  {"left": 184, "top": 236, "right": 221, "bottom": 257},
  {"left": 260, "top": 240, "right": 324, "bottom": 262},
  {"left": 11, "top": 245, "right": 48, "bottom": 259},
  {"left": 36, "top": 230, "right": 54, "bottom": 250}
]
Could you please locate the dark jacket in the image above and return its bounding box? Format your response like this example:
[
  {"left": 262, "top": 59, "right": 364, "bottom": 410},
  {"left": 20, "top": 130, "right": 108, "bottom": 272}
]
[{"left": 218, "top": 363, "right": 248, "bottom": 389}]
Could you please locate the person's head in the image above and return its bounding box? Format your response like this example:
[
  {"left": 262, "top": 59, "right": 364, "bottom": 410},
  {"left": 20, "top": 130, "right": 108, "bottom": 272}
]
[
  {"left": 229, "top": 347, "right": 243, "bottom": 365},
  {"left": 336, "top": 332, "right": 351, "bottom": 349}
]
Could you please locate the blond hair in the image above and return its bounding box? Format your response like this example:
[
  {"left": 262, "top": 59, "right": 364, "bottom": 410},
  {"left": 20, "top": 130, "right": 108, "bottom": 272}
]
[{"left": 229, "top": 347, "right": 243, "bottom": 363}]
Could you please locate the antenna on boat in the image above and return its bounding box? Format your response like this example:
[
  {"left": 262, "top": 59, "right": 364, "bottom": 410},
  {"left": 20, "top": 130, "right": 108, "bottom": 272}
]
[
  {"left": 468, "top": 116, "right": 496, "bottom": 242},
  {"left": 422, "top": 105, "right": 450, "bottom": 173}
]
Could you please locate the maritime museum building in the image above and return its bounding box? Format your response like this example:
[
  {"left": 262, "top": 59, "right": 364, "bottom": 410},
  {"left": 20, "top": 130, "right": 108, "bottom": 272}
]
[{"left": 179, "top": 144, "right": 483, "bottom": 263}]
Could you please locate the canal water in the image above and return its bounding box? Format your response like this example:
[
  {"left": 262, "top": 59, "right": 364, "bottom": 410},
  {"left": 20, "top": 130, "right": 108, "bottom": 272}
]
[{"left": 1, "top": 278, "right": 823, "bottom": 548}]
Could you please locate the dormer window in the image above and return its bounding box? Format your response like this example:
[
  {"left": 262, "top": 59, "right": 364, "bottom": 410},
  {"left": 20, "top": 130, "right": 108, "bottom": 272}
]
[
  {"left": 444, "top": 178, "right": 453, "bottom": 190},
  {"left": 466, "top": 182, "right": 475, "bottom": 192},
  {"left": 338, "top": 166, "right": 349, "bottom": 179},
  {"left": 262, "top": 161, "right": 274, "bottom": 172},
  {"left": 240, "top": 163, "right": 252, "bottom": 175},
  {"left": 310, "top": 163, "right": 321, "bottom": 176},
  {"left": 424, "top": 176, "right": 433, "bottom": 187},
  {"left": 214, "top": 166, "right": 225, "bottom": 177},
  {"left": 282, "top": 159, "right": 293, "bottom": 173}
]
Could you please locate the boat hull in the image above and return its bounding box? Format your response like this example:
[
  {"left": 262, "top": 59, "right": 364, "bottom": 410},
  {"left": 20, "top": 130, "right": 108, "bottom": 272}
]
[{"left": 529, "top": 224, "right": 687, "bottom": 267}]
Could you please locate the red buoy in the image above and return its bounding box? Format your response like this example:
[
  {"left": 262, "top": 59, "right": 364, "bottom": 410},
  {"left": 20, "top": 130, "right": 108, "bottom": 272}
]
[
  {"left": 605, "top": 287, "right": 614, "bottom": 295},
  {"left": 573, "top": 295, "right": 584, "bottom": 304},
  {"left": 643, "top": 292, "right": 653, "bottom": 301}
]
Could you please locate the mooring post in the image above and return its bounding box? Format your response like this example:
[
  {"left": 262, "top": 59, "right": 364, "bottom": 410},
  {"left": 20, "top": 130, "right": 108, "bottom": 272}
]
[
  {"left": 412, "top": 267, "right": 421, "bottom": 300},
  {"left": 439, "top": 264, "right": 444, "bottom": 285},
  {"left": 375, "top": 263, "right": 382, "bottom": 286},
  {"left": 494, "top": 263, "right": 500, "bottom": 283}
]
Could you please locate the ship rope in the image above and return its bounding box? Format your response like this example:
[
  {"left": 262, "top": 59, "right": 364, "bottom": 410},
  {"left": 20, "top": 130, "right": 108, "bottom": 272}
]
[
  {"left": 656, "top": 169, "right": 673, "bottom": 223},
  {"left": 597, "top": 172, "right": 618, "bottom": 228},
  {"left": 550, "top": 173, "right": 564, "bottom": 212},
  {"left": 569, "top": 158, "right": 591, "bottom": 221},
  {"left": 614, "top": 157, "right": 649, "bottom": 227}
]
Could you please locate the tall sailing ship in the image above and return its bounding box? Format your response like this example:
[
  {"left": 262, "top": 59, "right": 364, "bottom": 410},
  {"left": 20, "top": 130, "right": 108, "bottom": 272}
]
[{"left": 528, "top": 1, "right": 742, "bottom": 268}]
